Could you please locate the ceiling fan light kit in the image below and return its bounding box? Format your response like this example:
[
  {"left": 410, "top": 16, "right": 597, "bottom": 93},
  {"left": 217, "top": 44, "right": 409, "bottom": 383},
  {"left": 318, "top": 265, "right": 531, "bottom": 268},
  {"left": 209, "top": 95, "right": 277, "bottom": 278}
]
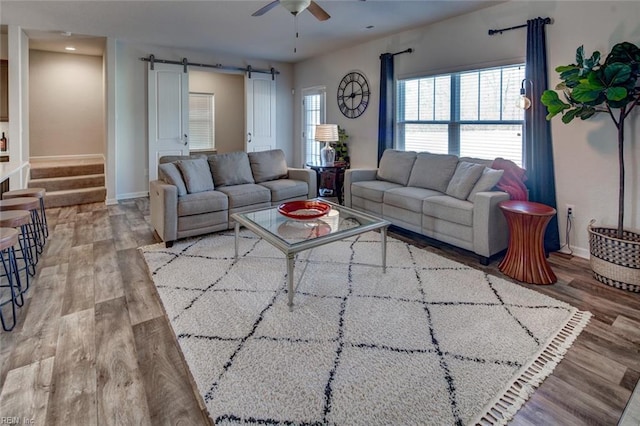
[
  {"left": 252, "top": 0, "right": 330, "bottom": 21},
  {"left": 281, "top": 0, "right": 311, "bottom": 15}
]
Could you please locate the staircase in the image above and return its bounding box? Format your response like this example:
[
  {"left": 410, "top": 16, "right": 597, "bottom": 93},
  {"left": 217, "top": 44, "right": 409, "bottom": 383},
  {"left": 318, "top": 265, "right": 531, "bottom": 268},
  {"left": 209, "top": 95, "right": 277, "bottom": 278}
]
[{"left": 29, "top": 158, "right": 106, "bottom": 208}]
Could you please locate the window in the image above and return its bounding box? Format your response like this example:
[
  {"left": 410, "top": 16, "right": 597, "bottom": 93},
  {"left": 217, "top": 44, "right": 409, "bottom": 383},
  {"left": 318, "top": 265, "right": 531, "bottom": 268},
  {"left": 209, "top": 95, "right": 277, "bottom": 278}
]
[
  {"left": 302, "top": 87, "right": 326, "bottom": 165},
  {"left": 396, "top": 65, "right": 525, "bottom": 165},
  {"left": 189, "top": 93, "right": 215, "bottom": 151}
]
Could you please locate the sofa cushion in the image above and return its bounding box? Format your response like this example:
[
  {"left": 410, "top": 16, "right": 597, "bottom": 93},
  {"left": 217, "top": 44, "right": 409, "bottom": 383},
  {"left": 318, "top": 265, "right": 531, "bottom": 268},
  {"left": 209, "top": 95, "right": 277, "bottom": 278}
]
[
  {"left": 176, "top": 158, "right": 215, "bottom": 194},
  {"left": 384, "top": 187, "right": 442, "bottom": 213},
  {"left": 445, "top": 161, "right": 485, "bottom": 200},
  {"left": 407, "top": 152, "right": 459, "bottom": 192},
  {"left": 459, "top": 157, "right": 493, "bottom": 167},
  {"left": 208, "top": 152, "right": 255, "bottom": 187},
  {"left": 423, "top": 195, "right": 474, "bottom": 227},
  {"left": 351, "top": 180, "right": 404, "bottom": 203},
  {"left": 177, "top": 190, "right": 228, "bottom": 217},
  {"left": 158, "top": 162, "right": 187, "bottom": 197},
  {"left": 467, "top": 168, "right": 504, "bottom": 202},
  {"left": 215, "top": 183, "right": 271, "bottom": 208},
  {"left": 376, "top": 149, "right": 417, "bottom": 185},
  {"left": 248, "top": 149, "right": 288, "bottom": 183},
  {"left": 258, "top": 179, "right": 308, "bottom": 202}
]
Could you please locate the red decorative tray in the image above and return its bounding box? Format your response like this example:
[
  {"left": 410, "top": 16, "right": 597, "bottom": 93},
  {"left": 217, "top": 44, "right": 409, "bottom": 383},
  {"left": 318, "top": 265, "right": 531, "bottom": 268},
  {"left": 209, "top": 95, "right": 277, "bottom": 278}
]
[{"left": 277, "top": 200, "right": 331, "bottom": 220}]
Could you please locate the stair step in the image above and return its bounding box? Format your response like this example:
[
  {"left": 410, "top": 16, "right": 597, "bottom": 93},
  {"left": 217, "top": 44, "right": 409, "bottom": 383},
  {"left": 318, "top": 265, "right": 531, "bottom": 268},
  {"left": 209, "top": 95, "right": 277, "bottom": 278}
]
[
  {"left": 29, "top": 174, "right": 105, "bottom": 192},
  {"left": 31, "top": 163, "right": 104, "bottom": 179},
  {"left": 45, "top": 187, "right": 106, "bottom": 208}
]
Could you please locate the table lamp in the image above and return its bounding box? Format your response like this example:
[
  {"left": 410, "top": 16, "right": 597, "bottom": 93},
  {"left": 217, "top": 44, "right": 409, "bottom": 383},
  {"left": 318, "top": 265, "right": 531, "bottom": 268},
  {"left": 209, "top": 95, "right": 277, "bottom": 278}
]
[{"left": 315, "top": 124, "right": 338, "bottom": 166}]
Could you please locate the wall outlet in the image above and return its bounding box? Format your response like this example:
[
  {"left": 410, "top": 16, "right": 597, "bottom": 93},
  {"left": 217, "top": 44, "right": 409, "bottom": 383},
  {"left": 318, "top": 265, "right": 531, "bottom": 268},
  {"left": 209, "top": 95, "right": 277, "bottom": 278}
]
[{"left": 566, "top": 204, "right": 575, "bottom": 218}]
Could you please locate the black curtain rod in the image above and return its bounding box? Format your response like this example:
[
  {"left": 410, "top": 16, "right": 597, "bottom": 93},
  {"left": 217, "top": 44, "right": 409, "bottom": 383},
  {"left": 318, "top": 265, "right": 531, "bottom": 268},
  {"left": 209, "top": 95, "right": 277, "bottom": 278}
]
[
  {"left": 380, "top": 48, "right": 413, "bottom": 59},
  {"left": 488, "top": 17, "right": 551, "bottom": 36},
  {"left": 393, "top": 48, "right": 413, "bottom": 57},
  {"left": 140, "top": 55, "right": 280, "bottom": 79}
]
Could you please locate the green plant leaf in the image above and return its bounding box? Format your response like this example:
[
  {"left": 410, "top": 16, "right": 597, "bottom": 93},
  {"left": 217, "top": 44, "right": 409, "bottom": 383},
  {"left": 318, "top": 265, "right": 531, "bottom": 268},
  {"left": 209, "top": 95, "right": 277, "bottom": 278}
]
[
  {"left": 606, "top": 42, "right": 640, "bottom": 65},
  {"left": 572, "top": 82, "right": 603, "bottom": 103},
  {"left": 576, "top": 45, "right": 585, "bottom": 66},
  {"left": 603, "top": 63, "right": 631, "bottom": 85},
  {"left": 561, "top": 108, "right": 580, "bottom": 123},
  {"left": 586, "top": 72, "right": 605, "bottom": 88},
  {"left": 541, "top": 90, "right": 570, "bottom": 119},
  {"left": 606, "top": 86, "right": 627, "bottom": 101}
]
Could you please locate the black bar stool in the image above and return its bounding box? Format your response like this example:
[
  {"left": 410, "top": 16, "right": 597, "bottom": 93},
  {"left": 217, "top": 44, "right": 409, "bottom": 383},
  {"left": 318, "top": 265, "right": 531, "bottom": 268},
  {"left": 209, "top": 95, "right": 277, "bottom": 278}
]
[
  {"left": 0, "top": 210, "right": 38, "bottom": 284},
  {"left": 0, "top": 197, "right": 45, "bottom": 261},
  {"left": 2, "top": 188, "right": 48, "bottom": 239},
  {"left": 0, "top": 227, "right": 22, "bottom": 331}
]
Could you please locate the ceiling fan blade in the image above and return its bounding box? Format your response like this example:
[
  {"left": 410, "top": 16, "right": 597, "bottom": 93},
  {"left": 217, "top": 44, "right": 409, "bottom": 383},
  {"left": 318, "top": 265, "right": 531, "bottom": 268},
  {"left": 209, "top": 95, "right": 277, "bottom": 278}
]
[
  {"left": 307, "top": 1, "right": 330, "bottom": 21},
  {"left": 252, "top": 0, "right": 280, "bottom": 17}
]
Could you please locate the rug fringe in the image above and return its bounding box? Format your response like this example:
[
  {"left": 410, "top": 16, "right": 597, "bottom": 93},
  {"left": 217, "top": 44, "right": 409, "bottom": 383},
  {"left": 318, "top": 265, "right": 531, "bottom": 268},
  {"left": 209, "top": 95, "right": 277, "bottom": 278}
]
[{"left": 471, "top": 309, "right": 592, "bottom": 425}]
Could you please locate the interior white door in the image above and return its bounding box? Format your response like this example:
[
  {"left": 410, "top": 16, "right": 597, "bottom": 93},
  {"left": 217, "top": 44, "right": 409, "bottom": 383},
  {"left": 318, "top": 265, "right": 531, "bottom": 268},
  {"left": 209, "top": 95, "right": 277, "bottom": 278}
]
[
  {"left": 245, "top": 72, "right": 276, "bottom": 152},
  {"left": 148, "top": 62, "right": 189, "bottom": 182}
]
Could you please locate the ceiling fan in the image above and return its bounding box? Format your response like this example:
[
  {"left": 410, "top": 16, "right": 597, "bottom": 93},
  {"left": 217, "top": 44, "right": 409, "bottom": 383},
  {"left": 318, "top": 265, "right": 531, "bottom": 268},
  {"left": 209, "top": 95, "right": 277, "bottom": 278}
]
[{"left": 252, "top": 0, "right": 331, "bottom": 21}]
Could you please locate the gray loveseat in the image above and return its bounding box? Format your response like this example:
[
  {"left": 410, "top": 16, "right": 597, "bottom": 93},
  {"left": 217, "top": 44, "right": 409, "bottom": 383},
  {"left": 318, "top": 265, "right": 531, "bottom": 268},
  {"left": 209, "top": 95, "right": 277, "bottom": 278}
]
[
  {"left": 345, "top": 149, "right": 510, "bottom": 263},
  {"left": 150, "top": 149, "right": 316, "bottom": 246}
]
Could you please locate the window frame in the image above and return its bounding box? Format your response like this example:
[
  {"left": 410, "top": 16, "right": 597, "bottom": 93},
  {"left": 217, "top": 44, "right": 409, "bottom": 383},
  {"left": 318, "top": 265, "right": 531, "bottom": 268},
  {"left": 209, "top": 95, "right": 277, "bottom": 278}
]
[{"left": 396, "top": 64, "right": 525, "bottom": 165}]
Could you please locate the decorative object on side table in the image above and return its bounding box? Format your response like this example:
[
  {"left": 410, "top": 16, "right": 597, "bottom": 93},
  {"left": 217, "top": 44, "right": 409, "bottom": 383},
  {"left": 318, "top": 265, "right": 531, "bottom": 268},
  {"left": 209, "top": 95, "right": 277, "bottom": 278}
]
[
  {"left": 541, "top": 42, "right": 640, "bottom": 292},
  {"left": 314, "top": 124, "right": 338, "bottom": 166},
  {"left": 335, "top": 126, "right": 349, "bottom": 163}
]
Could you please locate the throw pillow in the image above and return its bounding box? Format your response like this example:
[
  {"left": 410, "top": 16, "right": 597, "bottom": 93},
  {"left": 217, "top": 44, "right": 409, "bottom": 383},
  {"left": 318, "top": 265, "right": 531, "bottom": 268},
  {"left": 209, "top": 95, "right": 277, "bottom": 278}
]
[
  {"left": 376, "top": 149, "right": 417, "bottom": 185},
  {"left": 407, "top": 152, "right": 459, "bottom": 193},
  {"left": 176, "top": 158, "right": 215, "bottom": 194},
  {"left": 208, "top": 151, "right": 255, "bottom": 187},
  {"left": 158, "top": 162, "right": 188, "bottom": 197},
  {"left": 445, "top": 161, "right": 485, "bottom": 200},
  {"left": 248, "top": 149, "right": 288, "bottom": 183},
  {"left": 467, "top": 167, "right": 504, "bottom": 202}
]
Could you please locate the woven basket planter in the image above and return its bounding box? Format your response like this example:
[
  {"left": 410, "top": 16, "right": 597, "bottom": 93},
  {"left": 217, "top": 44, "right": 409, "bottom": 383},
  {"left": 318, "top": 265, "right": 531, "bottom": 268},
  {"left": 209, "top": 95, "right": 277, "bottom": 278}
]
[{"left": 588, "top": 221, "right": 640, "bottom": 292}]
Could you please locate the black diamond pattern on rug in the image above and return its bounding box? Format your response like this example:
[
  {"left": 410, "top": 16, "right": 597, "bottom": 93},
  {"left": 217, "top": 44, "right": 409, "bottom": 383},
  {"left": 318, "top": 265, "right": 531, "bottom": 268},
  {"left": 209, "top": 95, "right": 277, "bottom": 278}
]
[{"left": 141, "top": 230, "right": 590, "bottom": 425}]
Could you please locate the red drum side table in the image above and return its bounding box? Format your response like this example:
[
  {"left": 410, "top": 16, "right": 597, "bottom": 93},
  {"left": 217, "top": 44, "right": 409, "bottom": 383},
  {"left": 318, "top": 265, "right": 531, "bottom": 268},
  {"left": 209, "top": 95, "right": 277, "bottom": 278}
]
[{"left": 498, "top": 200, "right": 558, "bottom": 285}]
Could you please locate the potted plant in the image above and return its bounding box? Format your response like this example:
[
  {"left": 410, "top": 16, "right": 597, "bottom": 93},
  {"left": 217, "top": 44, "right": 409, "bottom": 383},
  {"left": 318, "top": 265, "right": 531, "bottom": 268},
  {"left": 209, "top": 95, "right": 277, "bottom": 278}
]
[
  {"left": 541, "top": 41, "right": 640, "bottom": 292},
  {"left": 334, "top": 126, "right": 350, "bottom": 164}
]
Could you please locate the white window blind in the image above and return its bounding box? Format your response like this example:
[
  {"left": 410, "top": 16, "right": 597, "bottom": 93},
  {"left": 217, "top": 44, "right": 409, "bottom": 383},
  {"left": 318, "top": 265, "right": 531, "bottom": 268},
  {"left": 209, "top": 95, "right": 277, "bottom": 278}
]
[
  {"left": 302, "top": 88, "right": 326, "bottom": 165},
  {"left": 397, "top": 64, "right": 525, "bottom": 166},
  {"left": 189, "top": 93, "right": 215, "bottom": 151}
]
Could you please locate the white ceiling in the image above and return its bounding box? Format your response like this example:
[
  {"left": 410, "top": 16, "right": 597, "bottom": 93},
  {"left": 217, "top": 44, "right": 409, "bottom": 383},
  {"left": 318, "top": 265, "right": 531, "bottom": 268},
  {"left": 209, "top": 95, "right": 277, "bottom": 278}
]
[{"left": 1, "top": 1, "right": 503, "bottom": 62}]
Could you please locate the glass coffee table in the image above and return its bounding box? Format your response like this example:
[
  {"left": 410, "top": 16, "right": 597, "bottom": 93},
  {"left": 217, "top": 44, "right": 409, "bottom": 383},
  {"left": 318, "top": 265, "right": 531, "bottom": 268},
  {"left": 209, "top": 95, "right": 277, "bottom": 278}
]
[{"left": 232, "top": 199, "right": 391, "bottom": 309}]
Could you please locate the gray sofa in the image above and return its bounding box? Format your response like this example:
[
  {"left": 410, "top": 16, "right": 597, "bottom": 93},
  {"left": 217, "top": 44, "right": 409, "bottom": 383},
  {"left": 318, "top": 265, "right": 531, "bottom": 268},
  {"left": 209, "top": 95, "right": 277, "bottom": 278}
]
[
  {"left": 345, "top": 149, "right": 510, "bottom": 263},
  {"left": 150, "top": 149, "right": 316, "bottom": 246}
]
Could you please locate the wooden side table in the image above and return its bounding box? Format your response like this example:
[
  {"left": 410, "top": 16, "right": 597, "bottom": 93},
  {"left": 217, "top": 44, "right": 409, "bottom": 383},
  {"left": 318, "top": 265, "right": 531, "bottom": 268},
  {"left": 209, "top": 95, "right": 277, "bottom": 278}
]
[
  {"left": 305, "top": 162, "right": 349, "bottom": 205},
  {"left": 498, "top": 200, "right": 557, "bottom": 285}
]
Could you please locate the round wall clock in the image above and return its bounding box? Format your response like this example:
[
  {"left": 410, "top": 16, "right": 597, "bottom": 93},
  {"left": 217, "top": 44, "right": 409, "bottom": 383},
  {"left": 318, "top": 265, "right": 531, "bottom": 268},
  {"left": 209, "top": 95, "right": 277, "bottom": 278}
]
[{"left": 337, "top": 71, "right": 370, "bottom": 119}]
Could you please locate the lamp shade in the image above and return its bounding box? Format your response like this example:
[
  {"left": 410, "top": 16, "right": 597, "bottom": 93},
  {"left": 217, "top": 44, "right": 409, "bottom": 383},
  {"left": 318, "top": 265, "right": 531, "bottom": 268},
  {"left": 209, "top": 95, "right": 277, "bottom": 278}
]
[{"left": 315, "top": 124, "right": 339, "bottom": 142}]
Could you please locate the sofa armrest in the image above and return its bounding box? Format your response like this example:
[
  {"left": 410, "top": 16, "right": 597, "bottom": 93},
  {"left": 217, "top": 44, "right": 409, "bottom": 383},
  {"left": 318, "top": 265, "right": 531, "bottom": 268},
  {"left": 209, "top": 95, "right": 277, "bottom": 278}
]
[
  {"left": 287, "top": 168, "right": 317, "bottom": 199},
  {"left": 472, "top": 191, "right": 510, "bottom": 258},
  {"left": 150, "top": 179, "right": 178, "bottom": 243},
  {"left": 344, "top": 169, "right": 378, "bottom": 207}
]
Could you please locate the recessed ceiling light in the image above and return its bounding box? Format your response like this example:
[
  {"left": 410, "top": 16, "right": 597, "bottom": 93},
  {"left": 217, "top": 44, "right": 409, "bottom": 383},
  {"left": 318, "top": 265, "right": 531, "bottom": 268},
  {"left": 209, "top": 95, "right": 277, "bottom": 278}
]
[{"left": 65, "top": 46, "right": 76, "bottom": 51}]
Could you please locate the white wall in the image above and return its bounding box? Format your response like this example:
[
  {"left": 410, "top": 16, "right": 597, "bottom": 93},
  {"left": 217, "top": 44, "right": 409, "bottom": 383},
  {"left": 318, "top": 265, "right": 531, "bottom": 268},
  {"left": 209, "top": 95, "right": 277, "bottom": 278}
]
[
  {"left": 29, "top": 50, "right": 104, "bottom": 157},
  {"left": 113, "top": 41, "right": 294, "bottom": 200},
  {"left": 189, "top": 70, "right": 244, "bottom": 154},
  {"left": 293, "top": 0, "right": 640, "bottom": 258}
]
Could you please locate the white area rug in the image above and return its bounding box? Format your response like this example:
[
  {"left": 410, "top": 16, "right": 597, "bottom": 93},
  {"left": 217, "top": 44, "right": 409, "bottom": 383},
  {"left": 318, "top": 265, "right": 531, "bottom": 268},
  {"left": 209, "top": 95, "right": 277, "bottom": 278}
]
[{"left": 140, "top": 230, "right": 591, "bottom": 425}]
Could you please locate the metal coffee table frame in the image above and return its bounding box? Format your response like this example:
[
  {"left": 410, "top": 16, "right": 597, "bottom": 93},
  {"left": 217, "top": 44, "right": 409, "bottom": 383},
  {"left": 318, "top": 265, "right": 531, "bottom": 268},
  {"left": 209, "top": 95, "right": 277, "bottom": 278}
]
[{"left": 232, "top": 199, "right": 390, "bottom": 309}]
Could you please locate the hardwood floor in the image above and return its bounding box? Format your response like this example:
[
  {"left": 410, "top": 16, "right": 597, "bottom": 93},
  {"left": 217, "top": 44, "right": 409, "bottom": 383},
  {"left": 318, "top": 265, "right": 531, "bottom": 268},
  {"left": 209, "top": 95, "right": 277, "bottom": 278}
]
[{"left": 0, "top": 198, "right": 637, "bottom": 425}]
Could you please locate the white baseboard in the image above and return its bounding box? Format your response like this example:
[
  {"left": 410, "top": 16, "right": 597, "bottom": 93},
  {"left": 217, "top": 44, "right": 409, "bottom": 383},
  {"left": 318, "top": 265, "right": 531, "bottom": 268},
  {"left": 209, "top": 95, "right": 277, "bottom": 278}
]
[
  {"left": 105, "top": 198, "right": 119, "bottom": 206},
  {"left": 558, "top": 245, "right": 589, "bottom": 259},
  {"left": 116, "top": 191, "right": 149, "bottom": 201}
]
